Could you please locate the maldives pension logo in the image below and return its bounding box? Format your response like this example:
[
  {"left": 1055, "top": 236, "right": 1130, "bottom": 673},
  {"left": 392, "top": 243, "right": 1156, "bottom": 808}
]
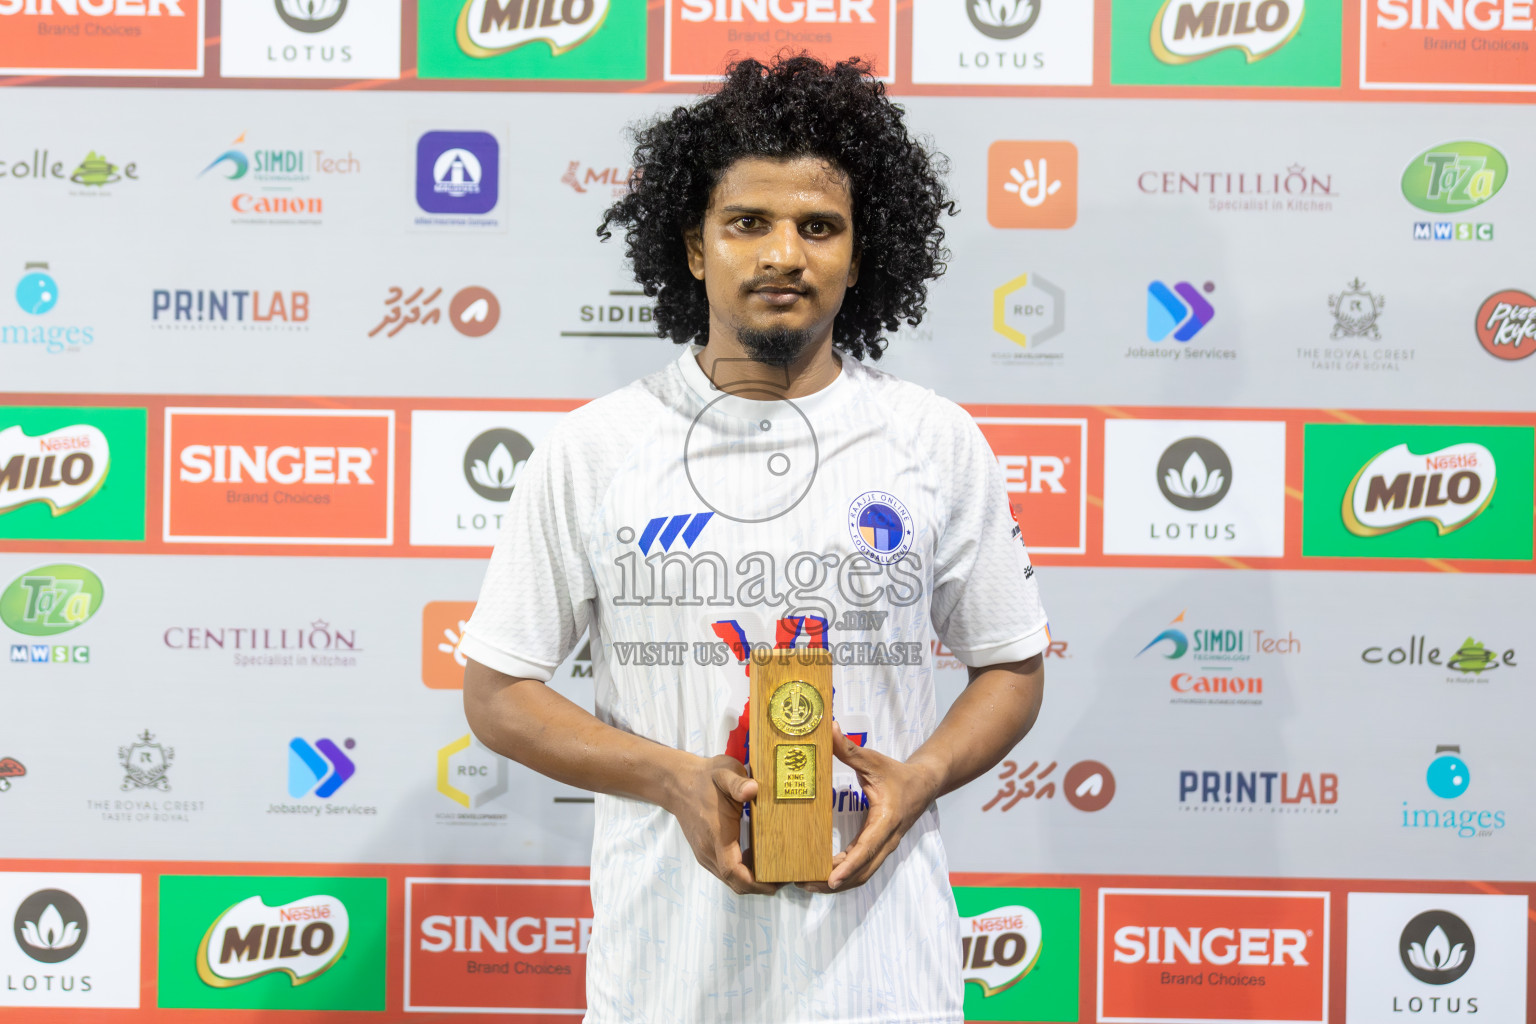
[{"left": 163, "top": 408, "right": 394, "bottom": 545}]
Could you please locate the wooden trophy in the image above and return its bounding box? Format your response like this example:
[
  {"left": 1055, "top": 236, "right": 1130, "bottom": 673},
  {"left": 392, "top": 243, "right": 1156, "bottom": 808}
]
[{"left": 749, "top": 646, "right": 834, "bottom": 883}]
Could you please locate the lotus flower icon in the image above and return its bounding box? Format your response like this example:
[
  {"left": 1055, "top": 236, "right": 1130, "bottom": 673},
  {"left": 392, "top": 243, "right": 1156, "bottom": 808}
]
[
  {"left": 1155, "top": 437, "right": 1233, "bottom": 512},
  {"left": 471, "top": 442, "right": 520, "bottom": 491},
  {"left": 1398, "top": 909, "right": 1476, "bottom": 985},
  {"left": 462, "top": 428, "right": 533, "bottom": 501},
  {"left": 1407, "top": 925, "right": 1467, "bottom": 974},
  {"left": 967, "top": 0, "right": 1039, "bottom": 39},
  {"left": 1164, "top": 451, "right": 1224, "bottom": 502},
  {"left": 21, "top": 903, "right": 79, "bottom": 952},
  {"left": 13, "top": 889, "right": 87, "bottom": 963}
]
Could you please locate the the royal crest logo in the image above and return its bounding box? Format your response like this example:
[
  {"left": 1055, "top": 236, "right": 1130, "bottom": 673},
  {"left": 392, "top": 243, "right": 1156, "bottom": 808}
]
[
  {"left": 455, "top": 0, "right": 611, "bottom": 57},
  {"left": 0, "top": 423, "right": 110, "bottom": 518},
  {"left": 119, "top": 730, "right": 174, "bottom": 792},
  {"left": 1343, "top": 443, "right": 1496, "bottom": 538},
  {"left": 1151, "top": 0, "right": 1306, "bottom": 63},
  {"left": 195, "top": 894, "right": 349, "bottom": 987},
  {"left": 1329, "top": 278, "right": 1385, "bottom": 340},
  {"left": 847, "top": 491, "right": 914, "bottom": 565}
]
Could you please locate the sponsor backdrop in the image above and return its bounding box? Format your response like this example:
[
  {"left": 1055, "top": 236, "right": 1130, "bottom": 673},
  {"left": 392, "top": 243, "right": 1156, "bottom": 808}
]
[{"left": 2, "top": 2, "right": 1533, "bottom": 1022}]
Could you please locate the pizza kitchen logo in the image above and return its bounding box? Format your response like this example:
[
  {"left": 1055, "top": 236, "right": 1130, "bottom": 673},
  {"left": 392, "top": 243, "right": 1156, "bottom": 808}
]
[
  {"left": 1476, "top": 289, "right": 1536, "bottom": 361},
  {"left": 1342, "top": 442, "right": 1496, "bottom": 537}
]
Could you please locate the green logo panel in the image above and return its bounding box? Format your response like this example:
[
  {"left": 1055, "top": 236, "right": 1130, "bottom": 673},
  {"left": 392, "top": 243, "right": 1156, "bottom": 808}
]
[
  {"left": 1111, "top": 0, "right": 1342, "bottom": 87},
  {"left": 1, "top": 563, "right": 104, "bottom": 636},
  {"left": 0, "top": 406, "right": 146, "bottom": 541},
  {"left": 417, "top": 0, "right": 647, "bottom": 80},
  {"left": 1302, "top": 423, "right": 1534, "bottom": 560},
  {"left": 157, "top": 876, "right": 387, "bottom": 1011},
  {"left": 1401, "top": 141, "right": 1508, "bottom": 213},
  {"left": 954, "top": 886, "right": 1080, "bottom": 1023}
]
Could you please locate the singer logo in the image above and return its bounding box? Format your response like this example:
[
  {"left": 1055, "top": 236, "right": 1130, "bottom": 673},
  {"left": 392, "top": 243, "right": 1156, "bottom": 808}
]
[
  {"left": 404, "top": 878, "right": 592, "bottom": 1013},
  {"left": 1098, "top": 888, "right": 1329, "bottom": 1024},
  {"left": 974, "top": 418, "right": 1087, "bottom": 554},
  {"left": 0, "top": 0, "right": 203, "bottom": 75},
  {"left": 1343, "top": 442, "right": 1496, "bottom": 537},
  {"left": 664, "top": 0, "right": 895, "bottom": 80},
  {"left": 1364, "top": 0, "right": 1536, "bottom": 90},
  {"left": 164, "top": 408, "right": 394, "bottom": 545}
]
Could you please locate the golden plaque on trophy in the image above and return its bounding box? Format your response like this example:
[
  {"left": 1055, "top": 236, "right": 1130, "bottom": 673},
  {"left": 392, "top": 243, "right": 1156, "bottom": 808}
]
[{"left": 749, "top": 646, "right": 834, "bottom": 883}]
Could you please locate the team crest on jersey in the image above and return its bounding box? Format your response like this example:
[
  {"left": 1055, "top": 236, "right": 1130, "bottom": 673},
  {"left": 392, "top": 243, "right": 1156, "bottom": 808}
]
[{"left": 847, "top": 491, "right": 914, "bottom": 565}]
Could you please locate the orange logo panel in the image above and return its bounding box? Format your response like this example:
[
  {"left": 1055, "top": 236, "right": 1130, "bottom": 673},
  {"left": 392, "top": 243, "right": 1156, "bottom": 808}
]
[
  {"left": 164, "top": 409, "right": 393, "bottom": 545},
  {"left": 422, "top": 601, "right": 476, "bottom": 690},
  {"left": 0, "top": 0, "right": 203, "bottom": 74},
  {"left": 1099, "top": 889, "right": 1329, "bottom": 1024},
  {"left": 976, "top": 418, "right": 1087, "bottom": 554},
  {"left": 665, "top": 0, "right": 894, "bottom": 80},
  {"left": 987, "top": 141, "right": 1078, "bottom": 230},
  {"left": 1363, "top": 6, "right": 1536, "bottom": 90}
]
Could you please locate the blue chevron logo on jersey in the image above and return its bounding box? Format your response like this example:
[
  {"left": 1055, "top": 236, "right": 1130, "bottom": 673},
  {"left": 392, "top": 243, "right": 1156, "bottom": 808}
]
[{"left": 636, "top": 512, "right": 713, "bottom": 554}]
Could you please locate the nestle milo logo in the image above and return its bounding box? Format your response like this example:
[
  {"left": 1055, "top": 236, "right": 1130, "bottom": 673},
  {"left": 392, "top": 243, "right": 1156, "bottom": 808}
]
[
  {"left": 196, "top": 894, "right": 349, "bottom": 988},
  {"left": 456, "top": 0, "right": 610, "bottom": 57},
  {"left": 1, "top": 564, "right": 103, "bottom": 637},
  {"left": 1343, "top": 442, "right": 1496, "bottom": 537},
  {"left": 0, "top": 423, "right": 110, "bottom": 518},
  {"left": 1152, "top": 0, "right": 1305, "bottom": 63},
  {"left": 1402, "top": 142, "right": 1508, "bottom": 214}
]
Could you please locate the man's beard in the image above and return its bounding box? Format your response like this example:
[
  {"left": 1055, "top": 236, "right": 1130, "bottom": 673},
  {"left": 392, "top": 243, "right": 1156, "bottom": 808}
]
[{"left": 736, "top": 324, "right": 816, "bottom": 368}]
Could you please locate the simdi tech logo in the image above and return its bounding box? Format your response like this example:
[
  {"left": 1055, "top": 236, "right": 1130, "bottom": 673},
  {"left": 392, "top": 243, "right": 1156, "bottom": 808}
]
[
  {"left": 1363, "top": 0, "right": 1536, "bottom": 92},
  {"left": 973, "top": 418, "right": 1087, "bottom": 554},
  {"left": 0, "top": 872, "right": 142, "bottom": 1009},
  {"left": 0, "top": 407, "right": 146, "bottom": 541},
  {"left": 1111, "top": 0, "right": 1342, "bottom": 86},
  {"left": 219, "top": 0, "right": 403, "bottom": 79},
  {"left": 417, "top": 0, "right": 644, "bottom": 80},
  {"left": 953, "top": 887, "right": 1079, "bottom": 1023},
  {"left": 0, "top": 0, "right": 202, "bottom": 76},
  {"left": 666, "top": 0, "right": 893, "bottom": 81},
  {"left": 163, "top": 408, "right": 394, "bottom": 545},
  {"left": 987, "top": 141, "right": 1077, "bottom": 229},
  {"left": 157, "top": 876, "right": 385, "bottom": 1010},
  {"left": 1098, "top": 888, "right": 1329, "bottom": 1024},
  {"left": 1301, "top": 423, "right": 1534, "bottom": 560},
  {"left": 910, "top": 0, "right": 1095, "bottom": 85}
]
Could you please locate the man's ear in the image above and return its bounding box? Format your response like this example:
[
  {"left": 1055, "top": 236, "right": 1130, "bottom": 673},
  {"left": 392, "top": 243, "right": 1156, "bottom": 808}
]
[
  {"left": 847, "top": 244, "right": 860, "bottom": 289},
  {"left": 684, "top": 224, "right": 706, "bottom": 281}
]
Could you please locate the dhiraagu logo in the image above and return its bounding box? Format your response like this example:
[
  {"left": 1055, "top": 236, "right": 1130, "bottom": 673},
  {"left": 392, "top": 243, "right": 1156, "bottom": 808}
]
[
  {"left": 954, "top": 886, "right": 1079, "bottom": 1022},
  {"left": 1402, "top": 142, "right": 1508, "bottom": 214},
  {"left": 158, "top": 876, "right": 385, "bottom": 1010},
  {"left": 1, "top": 564, "right": 103, "bottom": 637}
]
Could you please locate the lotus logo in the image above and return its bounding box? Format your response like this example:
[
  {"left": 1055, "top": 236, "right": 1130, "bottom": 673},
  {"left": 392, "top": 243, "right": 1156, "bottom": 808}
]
[
  {"left": 457, "top": 0, "right": 611, "bottom": 57},
  {"left": 967, "top": 0, "right": 1040, "bottom": 40},
  {"left": 1399, "top": 910, "right": 1475, "bottom": 985},
  {"left": 13, "top": 889, "right": 88, "bottom": 964},
  {"left": 1156, "top": 437, "right": 1232, "bottom": 511},
  {"left": 275, "top": 0, "right": 346, "bottom": 32},
  {"left": 463, "top": 428, "right": 532, "bottom": 502},
  {"left": 196, "top": 894, "right": 349, "bottom": 987},
  {"left": 1152, "top": 0, "right": 1305, "bottom": 64},
  {"left": 1342, "top": 443, "right": 1495, "bottom": 538},
  {"left": 0, "top": 423, "right": 111, "bottom": 519}
]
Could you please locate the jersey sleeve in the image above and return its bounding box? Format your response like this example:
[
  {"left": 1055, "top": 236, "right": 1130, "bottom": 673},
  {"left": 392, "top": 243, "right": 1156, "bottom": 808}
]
[
  {"left": 927, "top": 401, "right": 1050, "bottom": 668},
  {"left": 459, "top": 419, "right": 598, "bottom": 683}
]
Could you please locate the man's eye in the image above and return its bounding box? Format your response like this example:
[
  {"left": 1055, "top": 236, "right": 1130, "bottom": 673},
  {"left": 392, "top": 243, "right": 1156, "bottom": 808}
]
[{"left": 735, "top": 217, "right": 757, "bottom": 229}]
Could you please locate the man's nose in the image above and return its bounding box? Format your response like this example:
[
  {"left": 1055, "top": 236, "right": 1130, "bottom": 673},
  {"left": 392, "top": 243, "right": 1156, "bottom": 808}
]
[{"left": 759, "top": 219, "right": 807, "bottom": 274}]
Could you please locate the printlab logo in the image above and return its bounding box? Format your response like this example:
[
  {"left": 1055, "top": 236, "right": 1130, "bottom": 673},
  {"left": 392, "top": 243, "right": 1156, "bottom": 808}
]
[
  {"left": 982, "top": 758, "right": 1115, "bottom": 812},
  {"left": 1111, "top": 0, "right": 1340, "bottom": 87},
  {"left": 1405, "top": 141, "right": 1505, "bottom": 242},
  {"left": 119, "top": 730, "right": 173, "bottom": 792},
  {"left": 368, "top": 286, "right": 500, "bottom": 338},
  {"left": 1476, "top": 290, "right": 1536, "bottom": 361},
  {"left": 1156, "top": 437, "right": 1231, "bottom": 511},
  {"left": 1402, "top": 744, "right": 1508, "bottom": 839},
  {"left": 8, "top": 261, "right": 96, "bottom": 355},
  {"left": 288, "top": 737, "right": 356, "bottom": 798},
  {"left": 0, "top": 756, "right": 26, "bottom": 792},
  {"left": 14, "top": 889, "right": 87, "bottom": 964},
  {"left": 987, "top": 141, "right": 1077, "bottom": 229},
  {"left": 150, "top": 288, "right": 310, "bottom": 329},
  {"left": 277, "top": 0, "right": 347, "bottom": 32},
  {"left": 1146, "top": 280, "right": 1215, "bottom": 342},
  {"left": 1180, "top": 768, "right": 1339, "bottom": 812},
  {"left": 463, "top": 428, "right": 531, "bottom": 500},
  {"left": 1400, "top": 910, "right": 1474, "bottom": 984},
  {"left": 416, "top": 131, "right": 499, "bottom": 217}
]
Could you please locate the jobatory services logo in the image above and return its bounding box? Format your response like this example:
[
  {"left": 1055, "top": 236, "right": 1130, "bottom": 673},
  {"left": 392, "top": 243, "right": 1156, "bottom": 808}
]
[
  {"left": 0, "top": 407, "right": 146, "bottom": 542},
  {"left": 158, "top": 876, "right": 385, "bottom": 1010},
  {"left": 1401, "top": 744, "right": 1508, "bottom": 840},
  {"left": 911, "top": 0, "right": 1094, "bottom": 85},
  {"left": 1102, "top": 420, "right": 1287, "bottom": 557},
  {"left": 974, "top": 418, "right": 1086, "bottom": 553},
  {"left": 1111, "top": 0, "right": 1342, "bottom": 86},
  {"left": 987, "top": 141, "right": 1077, "bottom": 229},
  {"left": 1404, "top": 141, "right": 1506, "bottom": 242},
  {"left": 954, "top": 887, "right": 1080, "bottom": 1022},
  {"left": 1301, "top": 424, "right": 1534, "bottom": 559},
  {"left": 990, "top": 272, "right": 1066, "bottom": 363},
  {"left": 0, "top": 0, "right": 202, "bottom": 75},
  {"left": 404, "top": 877, "right": 592, "bottom": 1013},
  {"left": 422, "top": 601, "right": 476, "bottom": 688},
  {"left": 196, "top": 132, "right": 360, "bottom": 226},
  {"left": 666, "top": 0, "right": 891, "bottom": 80},
  {"left": 982, "top": 757, "right": 1116, "bottom": 813},
  {"left": 1362, "top": 0, "right": 1536, "bottom": 92},
  {"left": 419, "top": 0, "right": 644, "bottom": 79},
  {"left": 1144, "top": 280, "right": 1216, "bottom": 342},
  {"left": 410, "top": 411, "right": 560, "bottom": 546},
  {"left": 0, "top": 873, "right": 142, "bottom": 1009},
  {"left": 368, "top": 285, "right": 501, "bottom": 338},
  {"left": 1098, "top": 888, "right": 1329, "bottom": 1024},
  {"left": 287, "top": 737, "right": 356, "bottom": 799},
  {"left": 163, "top": 408, "right": 394, "bottom": 545},
  {"left": 1475, "top": 289, "right": 1536, "bottom": 360},
  {"left": 1347, "top": 892, "right": 1529, "bottom": 1023}
]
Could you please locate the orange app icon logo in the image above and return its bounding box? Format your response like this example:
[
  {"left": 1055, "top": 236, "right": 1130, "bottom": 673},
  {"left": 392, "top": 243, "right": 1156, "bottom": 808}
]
[
  {"left": 422, "top": 601, "right": 477, "bottom": 689},
  {"left": 988, "top": 141, "right": 1078, "bottom": 229},
  {"left": 164, "top": 408, "right": 394, "bottom": 545},
  {"left": 975, "top": 418, "right": 1088, "bottom": 554}
]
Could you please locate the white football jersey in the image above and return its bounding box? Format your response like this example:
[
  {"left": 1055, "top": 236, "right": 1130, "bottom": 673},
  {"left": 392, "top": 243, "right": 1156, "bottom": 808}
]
[{"left": 462, "top": 344, "right": 1049, "bottom": 1024}]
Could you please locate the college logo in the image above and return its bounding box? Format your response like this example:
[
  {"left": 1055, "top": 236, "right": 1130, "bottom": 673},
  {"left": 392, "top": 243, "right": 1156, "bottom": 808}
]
[
  {"left": 1363, "top": 0, "right": 1536, "bottom": 92},
  {"left": 987, "top": 142, "right": 1077, "bottom": 229},
  {"left": 0, "top": 150, "right": 140, "bottom": 193},
  {"left": 119, "top": 730, "right": 173, "bottom": 792},
  {"left": 419, "top": 0, "right": 644, "bottom": 79},
  {"left": 1302, "top": 424, "right": 1534, "bottom": 560},
  {"left": 437, "top": 734, "right": 508, "bottom": 809},
  {"left": 1362, "top": 634, "right": 1516, "bottom": 677},
  {"left": 404, "top": 878, "right": 592, "bottom": 1012},
  {"left": 368, "top": 285, "right": 501, "bottom": 338},
  {"left": 1150, "top": 0, "right": 1306, "bottom": 63},
  {"left": 0, "top": 424, "right": 110, "bottom": 519},
  {"left": 0, "top": 757, "right": 25, "bottom": 792},
  {"left": 975, "top": 418, "right": 1086, "bottom": 553},
  {"left": 276, "top": 0, "right": 347, "bottom": 32},
  {"left": 1476, "top": 289, "right": 1536, "bottom": 360},
  {"left": 422, "top": 601, "right": 476, "bottom": 687},
  {"left": 1112, "top": 0, "right": 1341, "bottom": 86},
  {"left": 1098, "top": 888, "right": 1329, "bottom": 1024},
  {"left": 158, "top": 876, "right": 385, "bottom": 1010},
  {"left": 1, "top": 564, "right": 103, "bottom": 637},
  {"left": 1402, "top": 745, "right": 1508, "bottom": 839},
  {"left": 0, "top": 0, "right": 203, "bottom": 76},
  {"left": 847, "top": 491, "right": 914, "bottom": 565},
  {"left": 164, "top": 408, "right": 394, "bottom": 545},
  {"left": 1103, "top": 420, "right": 1286, "bottom": 557},
  {"left": 1, "top": 873, "right": 142, "bottom": 1008},
  {"left": 410, "top": 412, "right": 559, "bottom": 546},
  {"left": 955, "top": 887, "right": 1080, "bottom": 1022},
  {"left": 416, "top": 131, "right": 498, "bottom": 215},
  {"left": 1146, "top": 280, "right": 1215, "bottom": 342},
  {"left": 1402, "top": 141, "right": 1507, "bottom": 213},
  {"left": 666, "top": 0, "right": 892, "bottom": 80},
  {"left": 14, "top": 888, "right": 87, "bottom": 964},
  {"left": 911, "top": 0, "right": 1094, "bottom": 85}
]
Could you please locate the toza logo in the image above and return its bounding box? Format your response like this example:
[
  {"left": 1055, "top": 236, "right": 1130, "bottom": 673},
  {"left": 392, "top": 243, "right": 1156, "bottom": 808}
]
[
  {"left": 14, "top": 888, "right": 88, "bottom": 964},
  {"left": 1151, "top": 0, "right": 1306, "bottom": 63},
  {"left": 1402, "top": 141, "right": 1507, "bottom": 213},
  {"left": 1399, "top": 909, "right": 1474, "bottom": 985},
  {"left": 1342, "top": 442, "right": 1496, "bottom": 537},
  {"left": 457, "top": 0, "right": 610, "bottom": 56},
  {"left": 1330, "top": 278, "right": 1386, "bottom": 340},
  {"left": 1, "top": 564, "right": 103, "bottom": 637},
  {"left": 276, "top": 0, "right": 348, "bottom": 32},
  {"left": 196, "top": 894, "right": 350, "bottom": 988}
]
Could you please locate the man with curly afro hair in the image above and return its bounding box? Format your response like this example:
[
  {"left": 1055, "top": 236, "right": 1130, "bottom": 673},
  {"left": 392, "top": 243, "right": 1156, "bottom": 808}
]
[{"left": 462, "top": 54, "right": 1049, "bottom": 1023}]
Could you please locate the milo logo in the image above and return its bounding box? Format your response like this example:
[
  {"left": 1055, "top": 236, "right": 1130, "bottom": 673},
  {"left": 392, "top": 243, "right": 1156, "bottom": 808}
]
[
  {"left": 0, "top": 423, "right": 110, "bottom": 518},
  {"left": 1343, "top": 443, "right": 1496, "bottom": 538},
  {"left": 959, "top": 904, "right": 1042, "bottom": 997},
  {"left": 456, "top": 0, "right": 610, "bottom": 57},
  {"left": 1152, "top": 0, "right": 1306, "bottom": 63},
  {"left": 1402, "top": 142, "right": 1508, "bottom": 214},
  {"left": 196, "top": 894, "right": 349, "bottom": 988},
  {"left": 0, "top": 564, "right": 103, "bottom": 637}
]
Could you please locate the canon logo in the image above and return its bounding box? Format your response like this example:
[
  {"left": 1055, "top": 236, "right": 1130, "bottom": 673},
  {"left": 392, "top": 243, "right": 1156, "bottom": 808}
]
[
  {"left": 678, "top": 0, "right": 875, "bottom": 23},
  {"left": 1113, "top": 926, "right": 1309, "bottom": 966},
  {"left": 1375, "top": 0, "right": 1535, "bottom": 30},
  {"left": 179, "top": 444, "right": 373, "bottom": 485},
  {"left": 419, "top": 914, "right": 593, "bottom": 954}
]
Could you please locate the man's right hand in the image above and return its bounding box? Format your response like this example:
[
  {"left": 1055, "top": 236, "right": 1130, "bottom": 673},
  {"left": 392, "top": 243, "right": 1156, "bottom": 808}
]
[{"left": 666, "top": 755, "right": 780, "bottom": 896}]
